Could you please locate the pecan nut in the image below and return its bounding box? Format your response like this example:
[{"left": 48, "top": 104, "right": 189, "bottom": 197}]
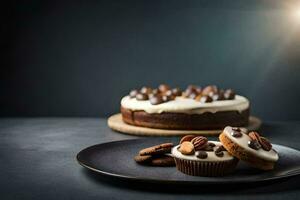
[
  {"left": 179, "top": 135, "right": 196, "bottom": 144},
  {"left": 248, "top": 131, "right": 260, "bottom": 142},
  {"left": 191, "top": 136, "right": 208, "bottom": 151},
  {"left": 260, "top": 137, "right": 272, "bottom": 151}
]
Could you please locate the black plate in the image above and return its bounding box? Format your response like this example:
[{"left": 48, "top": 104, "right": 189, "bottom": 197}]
[{"left": 76, "top": 138, "right": 300, "bottom": 185}]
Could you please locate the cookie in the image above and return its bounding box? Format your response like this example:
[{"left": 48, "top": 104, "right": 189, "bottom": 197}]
[
  {"left": 219, "top": 126, "right": 279, "bottom": 170},
  {"left": 139, "top": 143, "right": 174, "bottom": 156},
  {"left": 134, "top": 154, "right": 152, "bottom": 164},
  {"left": 150, "top": 155, "right": 175, "bottom": 166}
]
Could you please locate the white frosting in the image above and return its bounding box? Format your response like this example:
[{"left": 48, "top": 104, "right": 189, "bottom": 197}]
[
  {"left": 171, "top": 141, "right": 235, "bottom": 162},
  {"left": 223, "top": 126, "right": 279, "bottom": 162},
  {"left": 121, "top": 95, "right": 249, "bottom": 114}
]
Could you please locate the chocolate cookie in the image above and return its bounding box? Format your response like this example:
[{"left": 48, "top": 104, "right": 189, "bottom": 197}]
[
  {"left": 139, "top": 143, "right": 174, "bottom": 156},
  {"left": 150, "top": 155, "right": 175, "bottom": 166}
]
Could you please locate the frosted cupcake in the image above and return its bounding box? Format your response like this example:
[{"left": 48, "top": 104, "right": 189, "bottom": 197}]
[{"left": 171, "top": 135, "right": 238, "bottom": 176}]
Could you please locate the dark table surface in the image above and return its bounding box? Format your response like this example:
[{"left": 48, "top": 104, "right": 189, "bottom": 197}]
[{"left": 0, "top": 118, "right": 300, "bottom": 200}]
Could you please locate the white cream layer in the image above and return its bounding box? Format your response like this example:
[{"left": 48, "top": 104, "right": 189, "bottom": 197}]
[
  {"left": 121, "top": 95, "right": 249, "bottom": 114},
  {"left": 223, "top": 126, "right": 279, "bottom": 162},
  {"left": 171, "top": 141, "right": 235, "bottom": 162}
]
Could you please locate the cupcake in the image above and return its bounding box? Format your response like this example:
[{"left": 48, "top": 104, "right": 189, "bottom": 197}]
[
  {"left": 171, "top": 135, "right": 239, "bottom": 176},
  {"left": 219, "top": 126, "right": 279, "bottom": 170}
]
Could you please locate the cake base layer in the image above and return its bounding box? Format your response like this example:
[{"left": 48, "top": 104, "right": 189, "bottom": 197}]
[{"left": 121, "top": 106, "right": 249, "bottom": 130}]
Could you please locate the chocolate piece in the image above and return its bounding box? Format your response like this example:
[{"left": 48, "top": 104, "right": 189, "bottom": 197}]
[
  {"left": 129, "top": 89, "right": 139, "bottom": 98},
  {"left": 150, "top": 95, "right": 164, "bottom": 105},
  {"left": 231, "top": 130, "right": 243, "bottom": 138},
  {"left": 248, "top": 140, "right": 261, "bottom": 150},
  {"left": 179, "top": 141, "right": 195, "bottom": 155},
  {"left": 158, "top": 84, "right": 170, "bottom": 93},
  {"left": 224, "top": 89, "right": 235, "bottom": 100},
  {"left": 191, "top": 136, "right": 208, "bottom": 151},
  {"left": 215, "top": 151, "right": 224, "bottom": 157},
  {"left": 171, "top": 88, "right": 182, "bottom": 96},
  {"left": 179, "top": 135, "right": 196, "bottom": 144},
  {"left": 196, "top": 151, "right": 208, "bottom": 159},
  {"left": 200, "top": 95, "right": 213, "bottom": 103},
  {"left": 140, "top": 87, "right": 153, "bottom": 94},
  {"left": 202, "top": 85, "right": 218, "bottom": 96},
  {"left": 260, "top": 137, "right": 272, "bottom": 151},
  {"left": 136, "top": 93, "right": 148, "bottom": 101}
]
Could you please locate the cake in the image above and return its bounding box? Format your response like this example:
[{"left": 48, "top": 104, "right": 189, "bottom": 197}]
[
  {"left": 171, "top": 136, "right": 239, "bottom": 176},
  {"left": 219, "top": 126, "right": 279, "bottom": 170},
  {"left": 121, "top": 84, "right": 250, "bottom": 130}
]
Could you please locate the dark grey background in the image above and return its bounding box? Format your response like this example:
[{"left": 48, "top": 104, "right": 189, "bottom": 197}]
[{"left": 2, "top": 0, "right": 300, "bottom": 120}]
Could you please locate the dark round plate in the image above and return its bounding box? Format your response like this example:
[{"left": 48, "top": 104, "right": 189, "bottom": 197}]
[{"left": 76, "top": 138, "right": 300, "bottom": 185}]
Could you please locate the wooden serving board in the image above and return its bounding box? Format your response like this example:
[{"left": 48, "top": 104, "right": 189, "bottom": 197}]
[{"left": 107, "top": 113, "right": 262, "bottom": 136}]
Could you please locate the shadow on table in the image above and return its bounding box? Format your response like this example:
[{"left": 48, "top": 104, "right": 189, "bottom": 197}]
[{"left": 81, "top": 168, "right": 300, "bottom": 194}]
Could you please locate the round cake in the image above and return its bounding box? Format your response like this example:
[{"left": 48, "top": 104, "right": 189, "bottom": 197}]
[{"left": 121, "top": 84, "right": 250, "bottom": 130}]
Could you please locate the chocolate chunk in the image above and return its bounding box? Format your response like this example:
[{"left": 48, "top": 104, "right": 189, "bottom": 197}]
[
  {"left": 215, "top": 151, "right": 224, "bottom": 157},
  {"left": 136, "top": 93, "right": 148, "bottom": 100},
  {"left": 200, "top": 95, "right": 213, "bottom": 103},
  {"left": 129, "top": 89, "right": 139, "bottom": 98},
  {"left": 224, "top": 89, "right": 235, "bottom": 100},
  {"left": 248, "top": 140, "right": 261, "bottom": 150},
  {"left": 171, "top": 88, "right": 182, "bottom": 96},
  {"left": 196, "top": 151, "right": 208, "bottom": 159},
  {"left": 158, "top": 84, "right": 170, "bottom": 93},
  {"left": 140, "top": 87, "right": 153, "bottom": 95},
  {"left": 231, "top": 130, "right": 243, "bottom": 138},
  {"left": 150, "top": 95, "right": 164, "bottom": 105}
]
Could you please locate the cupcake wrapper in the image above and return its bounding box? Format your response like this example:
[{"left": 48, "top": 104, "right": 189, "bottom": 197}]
[{"left": 174, "top": 157, "right": 239, "bottom": 177}]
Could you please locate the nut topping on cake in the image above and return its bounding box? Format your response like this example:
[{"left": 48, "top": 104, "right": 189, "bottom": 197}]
[
  {"left": 150, "top": 95, "right": 164, "bottom": 105},
  {"left": 129, "top": 89, "right": 139, "bottom": 98},
  {"left": 246, "top": 131, "right": 272, "bottom": 151},
  {"left": 191, "top": 136, "right": 208, "bottom": 151},
  {"left": 179, "top": 135, "right": 196, "bottom": 144},
  {"left": 260, "top": 137, "right": 272, "bottom": 151},
  {"left": 178, "top": 141, "right": 195, "bottom": 155}
]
